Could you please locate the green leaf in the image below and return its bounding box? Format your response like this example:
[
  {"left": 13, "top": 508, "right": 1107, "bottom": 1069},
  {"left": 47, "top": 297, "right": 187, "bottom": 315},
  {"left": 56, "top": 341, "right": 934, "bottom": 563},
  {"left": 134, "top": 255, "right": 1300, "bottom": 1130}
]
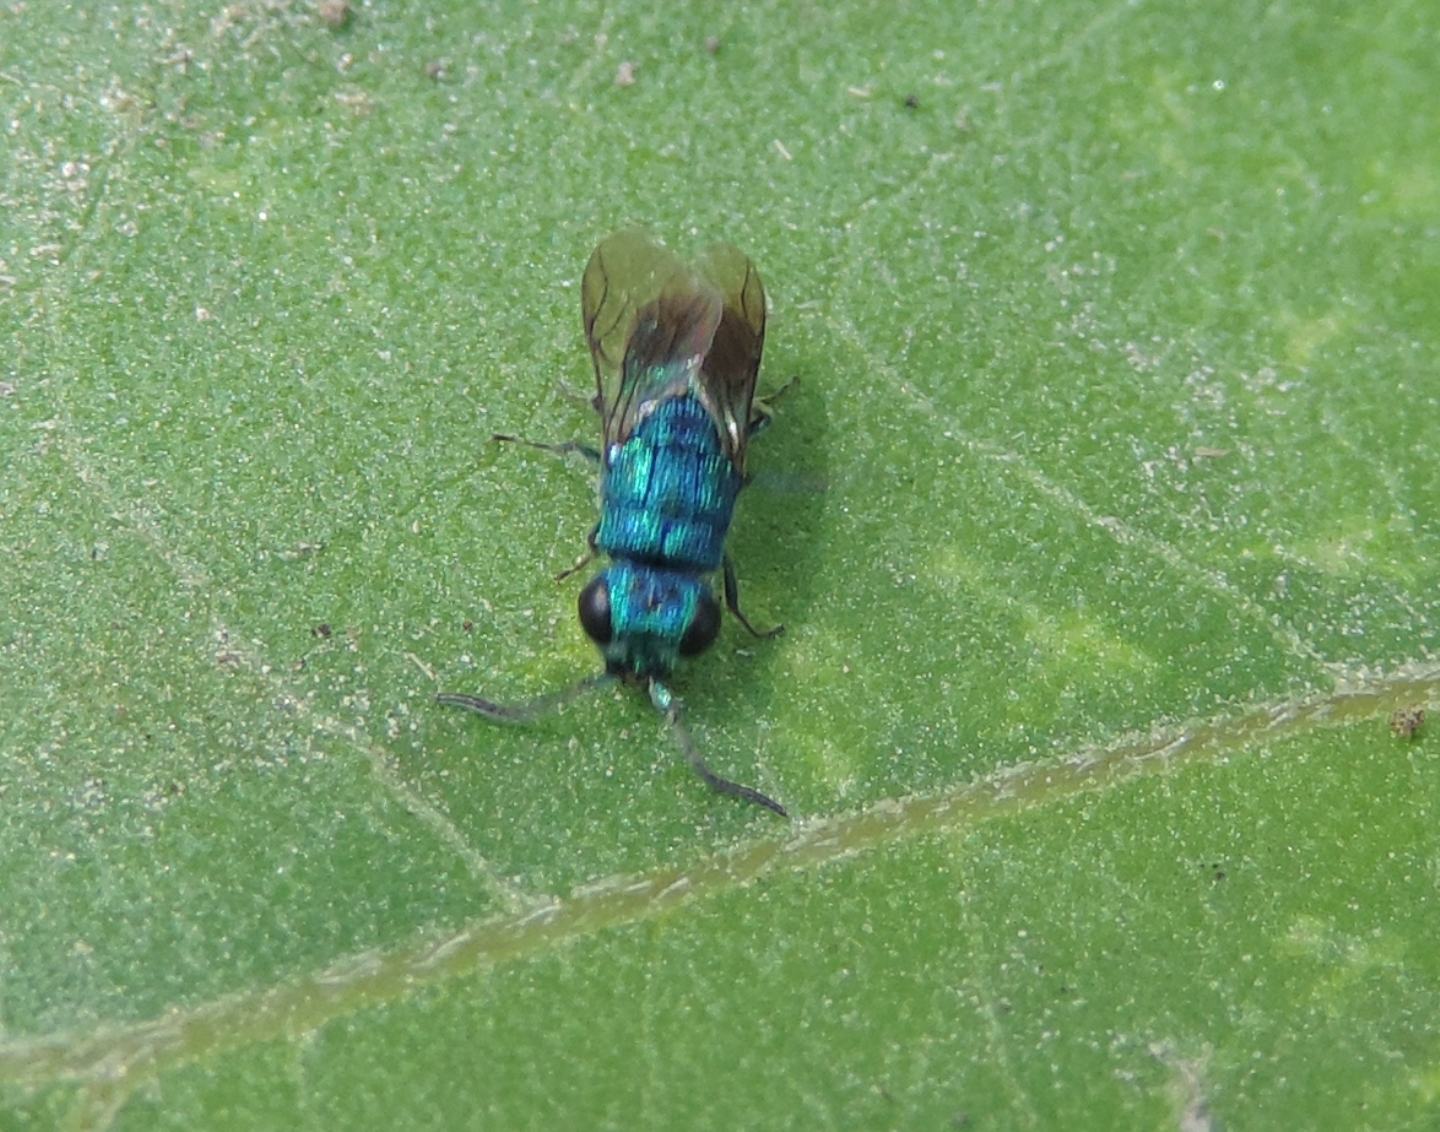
[{"left": 3, "top": 1, "right": 1437, "bottom": 1127}]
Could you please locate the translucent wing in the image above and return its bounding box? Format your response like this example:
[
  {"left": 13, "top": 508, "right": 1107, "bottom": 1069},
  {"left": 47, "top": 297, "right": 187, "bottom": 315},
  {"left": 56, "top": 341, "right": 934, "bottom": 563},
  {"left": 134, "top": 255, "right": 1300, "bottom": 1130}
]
[
  {"left": 693, "top": 242, "right": 767, "bottom": 469},
  {"left": 582, "top": 231, "right": 724, "bottom": 450}
]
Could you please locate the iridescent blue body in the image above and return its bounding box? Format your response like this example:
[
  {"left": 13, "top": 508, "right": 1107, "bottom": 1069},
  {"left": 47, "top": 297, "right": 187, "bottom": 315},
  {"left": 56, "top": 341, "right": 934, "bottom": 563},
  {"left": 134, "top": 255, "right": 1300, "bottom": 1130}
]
[
  {"left": 438, "top": 231, "right": 788, "bottom": 817},
  {"left": 598, "top": 394, "right": 740, "bottom": 572},
  {"left": 591, "top": 394, "right": 742, "bottom": 678}
]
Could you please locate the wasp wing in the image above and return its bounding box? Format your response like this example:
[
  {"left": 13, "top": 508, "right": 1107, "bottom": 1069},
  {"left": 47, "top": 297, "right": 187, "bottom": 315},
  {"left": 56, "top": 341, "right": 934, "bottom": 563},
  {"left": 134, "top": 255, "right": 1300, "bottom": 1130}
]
[
  {"left": 582, "top": 230, "right": 724, "bottom": 450},
  {"left": 693, "top": 242, "right": 767, "bottom": 470}
]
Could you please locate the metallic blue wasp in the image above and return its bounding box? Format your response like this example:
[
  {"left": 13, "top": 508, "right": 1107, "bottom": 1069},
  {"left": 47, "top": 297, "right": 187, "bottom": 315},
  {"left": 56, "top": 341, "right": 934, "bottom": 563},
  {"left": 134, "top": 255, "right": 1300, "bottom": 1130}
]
[{"left": 437, "top": 230, "right": 788, "bottom": 817}]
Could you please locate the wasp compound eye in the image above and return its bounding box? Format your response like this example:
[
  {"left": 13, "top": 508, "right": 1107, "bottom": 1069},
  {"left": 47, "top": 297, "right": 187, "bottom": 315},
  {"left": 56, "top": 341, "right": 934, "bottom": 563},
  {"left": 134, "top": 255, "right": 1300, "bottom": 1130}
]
[
  {"left": 679, "top": 591, "right": 721, "bottom": 656},
  {"left": 578, "top": 576, "right": 613, "bottom": 644}
]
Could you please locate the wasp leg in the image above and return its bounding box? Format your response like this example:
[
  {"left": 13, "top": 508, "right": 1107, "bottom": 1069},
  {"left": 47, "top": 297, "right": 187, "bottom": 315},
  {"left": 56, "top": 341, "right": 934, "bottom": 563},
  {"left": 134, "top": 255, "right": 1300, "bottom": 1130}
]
[
  {"left": 492, "top": 434, "right": 602, "bottom": 467},
  {"left": 487, "top": 442, "right": 600, "bottom": 579},
  {"left": 554, "top": 525, "right": 599, "bottom": 583},
  {"left": 548, "top": 381, "right": 600, "bottom": 416},
  {"left": 746, "top": 375, "right": 799, "bottom": 439},
  {"left": 722, "top": 554, "right": 783, "bottom": 639}
]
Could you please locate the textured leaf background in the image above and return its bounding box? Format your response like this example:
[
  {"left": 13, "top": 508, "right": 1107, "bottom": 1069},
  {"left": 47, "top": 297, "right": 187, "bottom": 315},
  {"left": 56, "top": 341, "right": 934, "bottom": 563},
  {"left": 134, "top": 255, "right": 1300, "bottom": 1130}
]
[{"left": 3, "top": 1, "right": 1438, "bottom": 1128}]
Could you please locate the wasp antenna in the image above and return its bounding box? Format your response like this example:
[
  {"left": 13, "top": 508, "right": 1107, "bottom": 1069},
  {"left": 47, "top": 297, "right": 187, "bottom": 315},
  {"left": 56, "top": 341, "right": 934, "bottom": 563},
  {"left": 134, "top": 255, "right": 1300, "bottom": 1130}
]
[
  {"left": 437, "top": 673, "right": 613, "bottom": 724},
  {"left": 650, "top": 683, "right": 788, "bottom": 818}
]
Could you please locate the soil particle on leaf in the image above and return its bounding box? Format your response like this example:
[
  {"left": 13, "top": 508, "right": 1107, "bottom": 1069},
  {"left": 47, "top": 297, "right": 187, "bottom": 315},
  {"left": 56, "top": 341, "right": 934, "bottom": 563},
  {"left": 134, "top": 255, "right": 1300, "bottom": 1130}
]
[{"left": 1389, "top": 706, "right": 1425, "bottom": 740}]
